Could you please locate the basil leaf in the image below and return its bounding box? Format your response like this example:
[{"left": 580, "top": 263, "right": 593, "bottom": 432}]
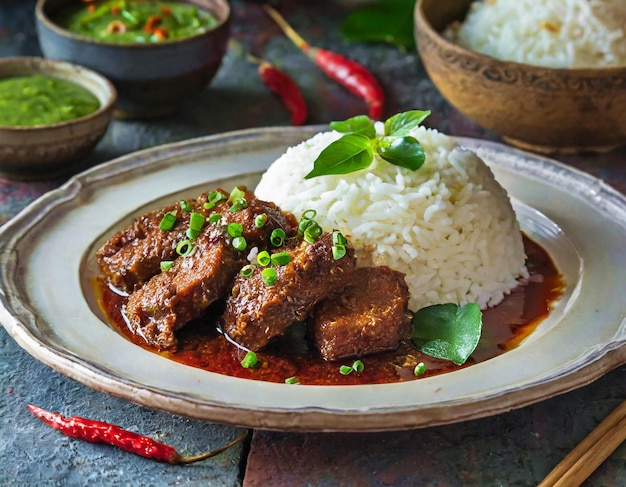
[
  {"left": 330, "top": 115, "right": 376, "bottom": 139},
  {"left": 378, "top": 136, "right": 426, "bottom": 171},
  {"left": 340, "top": 0, "right": 416, "bottom": 51},
  {"left": 304, "top": 134, "right": 374, "bottom": 179},
  {"left": 384, "top": 110, "right": 431, "bottom": 137},
  {"left": 411, "top": 303, "right": 482, "bottom": 366}
]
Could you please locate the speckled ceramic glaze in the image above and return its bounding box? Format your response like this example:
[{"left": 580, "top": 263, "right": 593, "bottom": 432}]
[
  {"left": 35, "top": 0, "right": 231, "bottom": 119},
  {"left": 0, "top": 57, "right": 116, "bottom": 180},
  {"left": 0, "top": 128, "right": 624, "bottom": 431},
  {"left": 414, "top": 0, "right": 626, "bottom": 154}
]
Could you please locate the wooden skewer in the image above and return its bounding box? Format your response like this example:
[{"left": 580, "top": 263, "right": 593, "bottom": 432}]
[{"left": 538, "top": 399, "right": 626, "bottom": 487}]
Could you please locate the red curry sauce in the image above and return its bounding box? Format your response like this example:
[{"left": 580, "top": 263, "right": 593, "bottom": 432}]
[{"left": 97, "top": 235, "right": 563, "bottom": 385}]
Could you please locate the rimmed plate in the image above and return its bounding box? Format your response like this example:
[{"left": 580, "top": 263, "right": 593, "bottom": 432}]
[{"left": 0, "top": 127, "right": 624, "bottom": 432}]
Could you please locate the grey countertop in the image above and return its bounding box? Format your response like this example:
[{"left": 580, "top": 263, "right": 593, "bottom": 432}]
[{"left": 1, "top": 1, "right": 625, "bottom": 486}]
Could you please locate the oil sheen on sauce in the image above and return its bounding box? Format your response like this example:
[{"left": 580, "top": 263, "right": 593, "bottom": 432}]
[{"left": 97, "top": 235, "right": 563, "bottom": 385}]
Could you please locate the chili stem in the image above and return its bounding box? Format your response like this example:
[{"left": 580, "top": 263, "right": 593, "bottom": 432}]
[
  {"left": 175, "top": 430, "right": 249, "bottom": 464},
  {"left": 263, "top": 4, "right": 310, "bottom": 53}
]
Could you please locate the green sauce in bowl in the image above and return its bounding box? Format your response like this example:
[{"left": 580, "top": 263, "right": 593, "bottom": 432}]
[
  {"left": 0, "top": 75, "right": 101, "bottom": 127},
  {"left": 54, "top": 0, "right": 219, "bottom": 44}
]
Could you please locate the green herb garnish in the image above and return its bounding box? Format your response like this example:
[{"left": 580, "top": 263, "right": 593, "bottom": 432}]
[
  {"left": 304, "top": 110, "right": 430, "bottom": 179},
  {"left": 241, "top": 351, "right": 258, "bottom": 369},
  {"left": 411, "top": 303, "right": 482, "bottom": 366}
]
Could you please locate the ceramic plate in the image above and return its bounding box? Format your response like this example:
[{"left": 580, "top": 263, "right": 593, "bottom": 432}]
[{"left": 1, "top": 127, "right": 625, "bottom": 432}]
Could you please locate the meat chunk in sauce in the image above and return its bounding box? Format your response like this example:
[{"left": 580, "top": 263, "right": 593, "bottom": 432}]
[
  {"left": 221, "top": 232, "right": 357, "bottom": 352},
  {"left": 122, "top": 189, "right": 297, "bottom": 350},
  {"left": 97, "top": 194, "right": 210, "bottom": 293},
  {"left": 310, "top": 266, "right": 412, "bottom": 361}
]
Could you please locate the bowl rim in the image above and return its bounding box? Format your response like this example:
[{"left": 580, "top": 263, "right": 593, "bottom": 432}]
[
  {"left": 414, "top": 0, "right": 626, "bottom": 75},
  {"left": 35, "top": 0, "right": 232, "bottom": 50},
  {"left": 0, "top": 56, "right": 117, "bottom": 132}
]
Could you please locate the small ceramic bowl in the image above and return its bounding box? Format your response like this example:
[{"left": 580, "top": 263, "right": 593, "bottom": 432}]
[
  {"left": 35, "top": 0, "right": 231, "bottom": 120},
  {"left": 0, "top": 57, "right": 116, "bottom": 180},
  {"left": 414, "top": 0, "right": 626, "bottom": 153}
]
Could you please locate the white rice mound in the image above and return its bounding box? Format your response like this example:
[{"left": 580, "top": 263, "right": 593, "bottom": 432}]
[
  {"left": 255, "top": 125, "right": 528, "bottom": 311},
  {"left": 444, "top": 0, "right": 626, "bottom": 68}
]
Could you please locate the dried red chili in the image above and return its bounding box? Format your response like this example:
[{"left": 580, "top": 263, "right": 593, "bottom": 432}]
[
  {"left": 249, "top": 54, "right": 307, "bottom": 126},
  {"left": 27, "top": 404, "right": 248, "bottom": 465},
  {"left": 264, "top": 4, "right": 384, "bottom": 120}
]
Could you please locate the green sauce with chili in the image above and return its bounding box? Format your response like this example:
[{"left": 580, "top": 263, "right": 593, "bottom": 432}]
[
  {"left": 0, "top": 75, "right": 100, "bottom": 127},
  {"left": 54, "top": 0, "right": 219, "bottom": 44}
]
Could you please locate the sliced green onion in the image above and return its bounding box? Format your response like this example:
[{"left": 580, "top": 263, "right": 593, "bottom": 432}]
[
  {"left": 303, "top": 223, "right": 323, "bottom": 243},
  {"left": 270, "top": 228, "right": 286, "bottom": 247},
  {"left": 297, "top": 218, "right": 314, "bottom": 237},
  {"left": 176, "top": 239, "right": 194, "bottom": 257},
  {"left": 270, "top": 251, "right": 291, "bottom": 266},
  {"left": 160, "top": 260, "right": 174, "bottom": 272},
  {"left": 257, "top": 250, "right": 271, "bottom": 267},
  {"left": 255, "top": 213, "right": 267, "bottom": 228},
  {"left": 159, "top": 212, "right": 177, "bottom": 231},
  {"left": 228, "top": 187, "right": 247, "bottom": 212},
  {"left": 285, "top": 376, "right": 299, "bottom": 384},
  {"left": 332, "top": 231, "right": 347, "bottom": 246},
  {"left": 414, "top": 362, "right": 427, "bottom": 376},
  {"left": 227, "top": 222, "right": 243, "bottom": 238},
  {"left": 204, "top": 202, "right": 215, "bottom": 210},
  {"left": 261, "top": 267, "right": 277, "bottom": 286},
  {"left": 180, "top": 200, "right": 192, "bottom": 212},
  {"left": 332, "top": 244, "right": 346, "bottom": 260},
  {"left": 189, "top": 212, "right": 205, "bottom": 231},
  {"left": 208, "top": 190, "right": 226, "bottom": 204},
  {"left": 208, "top": 213, "right": 222, "bottom": 223},
  {"left": 301, "top": 209, "right": 317, "bottom": 220},
  {"left": 232, "top": 236, "right": 247, "bottom": 251},
  {"left": 352, "top": 360, "right": 364, "bottom": 373},
  {"left": 241, "top": 351, "right": 258, "bottom": 369},
  {"left": 186, "top": 228, "right": 200, "bottom": 241},
  {"left": 240, "top": 264, "right": 255, "bottom": 278},
  {"left": 339, "top": 365, "right": 353, "bottom": 375}
]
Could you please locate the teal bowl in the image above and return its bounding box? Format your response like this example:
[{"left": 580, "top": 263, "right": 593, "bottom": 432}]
[{"left": 36, "top": 0, "right": 231, "bottom": 119}]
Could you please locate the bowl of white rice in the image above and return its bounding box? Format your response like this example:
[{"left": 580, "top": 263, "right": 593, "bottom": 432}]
[
  {"left": 414, "top": 0, "right": 626, "bottom": 153},
  {"left": 255, "top": 123, "right": 528, "bottom": 312}
]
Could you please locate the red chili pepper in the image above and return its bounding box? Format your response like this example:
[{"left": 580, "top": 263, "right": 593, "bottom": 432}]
[
  {"left": 27, "top": 404, "right": 248, "bottom": 465},
  {"left": 249, "top": 55, "right": 307, "bottom": 125},
  {"left": 263, "top": 4, "right": 384, "bottom": 120}
]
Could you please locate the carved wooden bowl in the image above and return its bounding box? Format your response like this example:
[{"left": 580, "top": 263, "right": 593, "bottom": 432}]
[{"left": 414, "top": 0, "right": 626, "bottom": 154}]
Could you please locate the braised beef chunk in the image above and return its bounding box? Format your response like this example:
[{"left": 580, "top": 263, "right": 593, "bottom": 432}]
[
  {"left": 122, "top": 189, "right": 298, "bottom": 350},
  {"left": 310, "top": 266, "right": 411, "bottom": 361},
  {"left": 97, "top": 187, "right": 296, "bottom": 293},
  {"left": 222, "top": 232, "right": 357, "bottom": 351}
]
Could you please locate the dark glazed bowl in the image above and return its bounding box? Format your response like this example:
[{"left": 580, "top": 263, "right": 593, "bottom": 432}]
[
  {"left": 36, "top": 0, "right": 231, "bottom": 120},
  {"left": 414, "top": 0, "right": 626, "bottom": 154},
  {"left": 0, "top": 57, "right": 116, "bottom": 180}
]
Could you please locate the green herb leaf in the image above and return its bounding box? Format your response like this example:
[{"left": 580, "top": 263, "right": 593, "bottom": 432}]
[
  {"left": 384, "top": 110, "right": 431, "bottom": 137},
  {"left": 411, "top": 303, "right": 482, "bottom": 366},
  {"left": 304, "top": 134, "right": 374, "bottom": 179},
  {"left": 330, "top": 115, "right": 376, "bottom": 138},
  {"left": 378, "top": 135, "right": 426, "bottom": 171},
  {"left": 340, "top": 0, "right": 416, "bottom": 51}
]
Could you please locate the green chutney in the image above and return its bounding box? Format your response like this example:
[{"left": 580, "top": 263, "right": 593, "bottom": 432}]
[
  {"left": 0, "top": 75, "right": 101, "bottom": 127},
  {"left": 54, "top": 0, "right": 219, "bottom": 44}
]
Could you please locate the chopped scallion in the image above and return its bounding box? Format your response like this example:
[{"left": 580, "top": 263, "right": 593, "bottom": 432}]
[
  {"left": 339, "top": 365, "right": 353, "bottom": 375},
  {"left": 176, "top": 239, "right": 194, "bottom": 257},
  {"left": 189, "top": 212, "right": 205, "bottom": 232},
  {"left": 332, "top": 231, "right": 347, "bottom": 246},
  {"left": 186, "top": 228, "right": 200, "bottom": 241},
  {"left": 227, "top": 222, "right": 243, "bottom": 238},
  {"left": 270, "top": 228, "right": 286, "bottom": 247},
  {"left": 261, "top": 267, "right": 277, "bottom": 286},
  {"left": 208, "top": 213, "right": 222, "bottom": 223},
  {"left": 160, "top": 260, "right": 174, "bottom": 272},
  {"left": 208, "top": 190, "right": 226, "bottom": 204},
  {"left": 232, "top": 236, "right": 247, "bottom": 251},
  {"left": 180, "top": 200, "right": 192, "bottom": 212},
  {"left": 257, "top": 250, "right": 271, "bottom": 267},
  {"left": 270, "top": 251, "right": 291, "bottom": 266},
  {"left": 255, "top": 213, "right": 267, "bottom": 228},
  {"left": 230, "top": 198, "right": 247, "bottom": 212},
  {"left": 228, "top": 187, "right": 247, "bottom": 212},
  {"left": 303, "top": 223, "right": 322, "bottom": 243},
  {"left": 301, "top": 209, "right": 317, "bottom": 220},
  {"left": 414, "top": 362, "right": 427, "bottom": 376},
  {"left": 159, "top": 212, "right": 177, "bottom": 231},
  {"left": 352, "top": 360, "right": 364, "bottom": 373},
  {"left": 204, "top": 202, "right": 215, "bottom": 210},
  {"left": 240, "top": 265, "right": 255, "bottom": 278},
  {"left": 241, "top": 351, "right": 258, "bottom": 368},
  {"left": 285, "top": 376, "right": 299, "bottom": 384},
  {"left": 332, "top": 244, "right": 346, "bottom": 260}
]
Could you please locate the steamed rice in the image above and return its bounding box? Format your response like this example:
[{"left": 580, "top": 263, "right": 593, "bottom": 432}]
[
  {"left": 444, "top": 0, "right": 626, "bottom": 68},
  {"left": 255, "top": 125, "right": 528, "bottom": 311}
]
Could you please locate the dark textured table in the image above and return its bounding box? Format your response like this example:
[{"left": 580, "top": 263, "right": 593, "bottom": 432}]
[{"left": 1, "top": 1, "right": 625, "bottom": 486}]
